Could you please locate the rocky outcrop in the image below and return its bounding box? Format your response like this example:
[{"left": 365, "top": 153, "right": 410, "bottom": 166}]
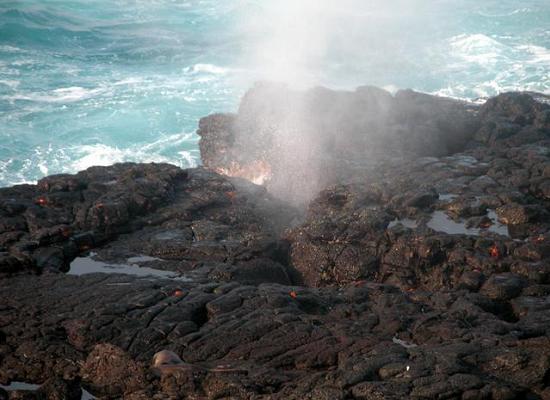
[
  {"left": 0, "top": 88, "right": 549, "bottom": 399},
  {"left": 0, "top": 165, "right": 297, "bottom": 279},
  {"left": 198, "top": 83, "right": 479, "bottom": 205},
  {"left": 285, "top": 115, "right": 550, "bottom": 290}
]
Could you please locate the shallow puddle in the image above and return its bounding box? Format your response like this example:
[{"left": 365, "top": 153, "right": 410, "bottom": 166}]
[
  {"left": 0, "top": 382, "right": 96, "bottom": 399},
  {"left": 486, "top": 210, "right": 510, "bottom": 236},
  {"left": 427, "top": 211, "right": 479, "bottom": 235},
  {"left": 451, "top": 155, "right": 478, "bottom": 167},
  {"left": 126, "top": 255, "right": 162, "bottom": 263},
  {"left": 392, "top": 337, "right": 418, "bottom": 349},
  {"left": 69, "top": 253, "right": 191, "bottom": 281},
  {"left": 0, "top": 382, "right": 41, "bottom": 391},
  {"left": 388, "top": 218, "right": 418, "bottom": 229},
  {"left": 81, "top": 390, "right": 96, "bottom": 400},
  {"left": 388, "top": 209, "right": 509, "bottom": 237},
  {"left": 153, "top": 229, "right": 190, "bottom": 241},
  {"left": 427, "top": 210, "right": 509, "bottom": 236},
  {"left": 439, "top": 193, "right": 458, "bottom": 202}
]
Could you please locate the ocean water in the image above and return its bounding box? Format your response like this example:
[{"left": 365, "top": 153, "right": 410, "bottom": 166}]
[{"left": 0, "top": 0, "right": 549, "bottom": 187}]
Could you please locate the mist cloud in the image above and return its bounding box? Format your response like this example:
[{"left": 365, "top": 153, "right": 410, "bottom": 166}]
[
  {"left": 206, "top": 1, "right": 476, "bottom": 206},
  {"left": 239, "top": 0, "right": 437, "bottom": 90}
]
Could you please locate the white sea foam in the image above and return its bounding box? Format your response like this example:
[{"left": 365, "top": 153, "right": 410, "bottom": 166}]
[
  {"left": 10, "top": 59, "right": 36, "bottom": 66},
  {"left": 439, "top": 33, "right": 550, "bottom": 99},
  {"left": 382, "top": 84, "right": 400, "bottom": 95},
  {"left": 0, "top": 80, "right": 20, "bottom": 89},
  {"left": 70, "top": 144, "right": 159, "bottom": 171},
  {"left": 49, "top": 87, "right": 105, "bottom": 102},
  {"left": 0, "top": 45, "right": 24, "bottom": 53},
  {"left": 5, "top": 86, "right": 105, "bottom": 103},
  {"left": 449, "top": 34, "right": 508, "bottom": 65},
  {"left": 185, "top": 64, "right": 228, "bottom": 75},
  {"left": 518, "top": 45, "right": 550, "bottom": 64},
  {"left": 113, "top": 77, "right": 145, "bottom": 86},
  {"left": 0, "top": 159, "right": 36, "bottom": 186},
  {"left": 178, "top": 150, "right": 198, "bottom": 167},
  {"left": 477, "top": 8, "right": 532, "bottom": 17},
  {"left": 38, "top": 166, "right": 49, "bottom": 175},
  {"left": 0, "top": 131, "right": 199, "bottom": 187},
  {"left": 431, "top": 86, "right": 487, "bottom": 103},
  {"left": 69, "top": 134, "right": 199, "bottom": 172}
]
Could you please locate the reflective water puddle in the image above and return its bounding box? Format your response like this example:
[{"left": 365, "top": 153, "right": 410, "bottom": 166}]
[
  {"left": 0, "top": 382, "right": 41, "bottom": 391},
  {"left": 389, "top": 192, "right": 509, "bottom": 236},
  {"left": 0, "top": 382, "right": 95, "bottom": 399},
  {"left": 388, "top": 218, "right": 418, "bottom": 229},
  {"left": 427, "top": 210, "right": 509, "bottom": 236},
  {"left": 389, "top": 210, "right": 509, "bottom": 237},
  {"left": 392, "top": 337, "right": 418, "bottom": 349},
  {"left": 69, "top": 253, "right": 191, "bottom": 281},
  {"left": 439, "top": 194, "right": 458, "bottom": 202}
]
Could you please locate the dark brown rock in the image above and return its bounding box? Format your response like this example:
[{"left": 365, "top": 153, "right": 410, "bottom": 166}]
[
  {"left": 37, "top": 378, "right": 81, "bottom": 400},
  {"left": 480, "top": 273, "right": 526, "bottom": 301},
  {"left": 81, "top": 344, "right": 147, "bottom": 397},
  {"left": 496, "top": 203, "right": 537, "bottom": 225}
]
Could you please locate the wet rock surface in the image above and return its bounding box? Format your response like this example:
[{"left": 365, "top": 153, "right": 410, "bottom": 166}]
[
  {"left": 0, "top": 88, "right": 550, "bottom": 398},
  {"left": 198, "top": 83, "right": 480, "bottom": 205},
  {"left": 0, "top": 165, "right": 297, "bottom": 279}
]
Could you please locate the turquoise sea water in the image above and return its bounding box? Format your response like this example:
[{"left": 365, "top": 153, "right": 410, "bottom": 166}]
[{"left": 1, "top": 0, "right": 549, "bottom": 186}]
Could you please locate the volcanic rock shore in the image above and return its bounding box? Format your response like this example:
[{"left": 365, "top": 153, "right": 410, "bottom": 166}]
[{"left": 1, "top": 86, "right": 550, "bottom": 399}]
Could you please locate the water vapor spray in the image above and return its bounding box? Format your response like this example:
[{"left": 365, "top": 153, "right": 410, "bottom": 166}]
[
  {"left": 241, "top": 0, "right": 435, "bottom": 89},
  {"left": 222, "top": 1, "right": 443, "bottom": 205}
]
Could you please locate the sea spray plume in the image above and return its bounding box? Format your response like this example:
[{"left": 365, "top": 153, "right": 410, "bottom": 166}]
[
  {"left": 241, "top": 0, "right": 436, "bottom": 89},
  {"left": 244, "top": 0, "right": 332, "bottom": 87},
  {"left": 202, "top": 0, "right": 452, "bottom": 205},
  {"left": 200, "top": 1, "right": 477, "bottom": 205},
  {"left": 231, "top": 83, "right": 395, "bottom": 205}
]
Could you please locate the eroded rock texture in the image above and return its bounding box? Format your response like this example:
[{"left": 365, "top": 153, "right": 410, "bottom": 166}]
[
  {"left": 0, "top": 165, "right": 297, "bottom": 280},
  {"left": 0, "top": 88, "right": 549, "bottom": 399},
  {"left": 198, "top": 83, "right": 479, "bottom": 205}
]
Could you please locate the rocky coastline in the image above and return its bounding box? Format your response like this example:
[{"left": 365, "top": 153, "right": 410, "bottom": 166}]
[{"left": 1, "top": 85, "right": 550, "bottom": 399}]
